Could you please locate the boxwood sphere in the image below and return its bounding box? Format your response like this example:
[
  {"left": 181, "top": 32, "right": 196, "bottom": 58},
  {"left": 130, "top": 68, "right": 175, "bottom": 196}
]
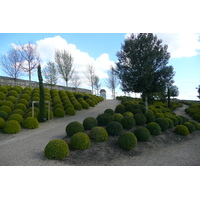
[
  {"left": 174, "top": 125, "right": 190, "bottom": 136},
  {"left": 83, "top": 117, "right": 98, "bottom": 130},
  {"left": 65, "top": 107, "right": 76, "bottom": 116},
  {"left": 146, "top": 122, "right": 162, "bottom": 135},
  {"left": 66, "top": 121, "right": 84, "bottom": 137},
  {"left": 145, "top": 112, "right": 156, "bottom": 123},
  {"left": 3, "top": 120, "right": 21, "bottom": 134},
  {"left": 115, "top": 104, "right": 125, "bottom": 114},
  {"left": 121, "top": 116, "right": 136, "bottom": 129},
  {"left": 22, "top": 117, "right": 39, "bottom": 129},
  {"left": 96, "top": 113, "right": 113, "bottom": 126},
  {"left": 0, "top": 111, "right": 9, "bottom": 120},
  {"left": 155, "top": 118, "right": 169, "bottom": 131},
  {"left": 183, "top": 122, "right": 195, "bottom": 133},
  {"left": 123, "top": 111, "right": 134, "bottom": 117},
  {"left": 0, "top": 117, "right": 5, "bottom": 129},
  {"left": 134, "top": 127, "right": 151, "bottom": 142},
  {"left": 104, "top": 108, "right": 115, "bottom": 115},
  {"left": 113, "top": 113, "right": 124, "bottom": 123},
  {"left": 106, "top": 121, "right": 123, "bottom": 136},
  {"left": 70, "top": 132, "right": 91, "bottom": 150},
  {"left": 134, "top": 113, "right": 146, "bottom": 125},
  {"left": 118, "top": 132, "right": 137, "bottom": 151},
  {"left": 8, "top": 114, "right": 23, "bottom": 124},
  {"left": 44, "top": 139, "right": 69, "bottom": 160},
  {"left": 53, "top": 108, "right": 65, "bottom": 117},
  {"left": 89, "top": 127, "right": 108, "bottom": 142}
]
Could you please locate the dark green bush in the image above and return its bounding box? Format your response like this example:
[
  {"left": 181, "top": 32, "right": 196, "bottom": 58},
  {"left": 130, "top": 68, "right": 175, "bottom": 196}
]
[
  {"left": 169, "top": 116, "right": 178, "bottom": 126},
  {"left": 165, "top": 118, "right": 174, "bottom": 128},
  {"left": 134, "top": 113, "right": 146, "bottom": 126},
  {"left": 0, "top": 117, "right": 5, "bottom": 129},
  {"left": 89, "top": 127, "right": 108, "bottom": 142},
  {"left": 180, "top": 116, "right": 189, "bottom": 123},
  {"left": 0, "top": 92, "right": 6, "bottom": 100},
  {"left": 132, "top": 109, "right": 143, "bottom": 114},
  {"left": 155, "top": 118, "right": 169, "bottom": 131},
  {"left": 188, "top": 120, "right": 199, "bottom": 131},
  {"left": 155, "top": 113, "right": 164, "bottom": 119},
  {"left": 6, "top": 96, "right": 16, "bottom": 103},
  {"left": 8, "top": 114, "right": 23, "bottom": 124},
  {"left": 53, "top": 108, "right": 65, "bottom": 117},
  {"left": 65, "top": 107, "right": 76, "bottom": 115},
  {"left": 20, "top": 93, "right": 30, "bottom": 101},
  {"left": 3, "top": 120, "right": 21, "bottom": 134},
  {"left": 183, "top": 122, "right": 195, "bottom": 133},
  {"left": 104, "top": 108, "right": 115, "bottom": 115},
  {"left": 69, "top": 132, "right": 91, "bottom": 150},
  {"left": 146, "top": 122, "right": 162, "bottom": 135},
  {"left": 125, "top": 104, "right": 133, "bottom": 113},
  {"left": 175, "top": 116, "right": 183, "bottom": 125},
  {"left": 121, "top": 116, "right": 136, "bottom": 129},
  {"left": 7, "top": 90, "right": 18, "bottom": 98},
  {"left": 44, "top": 139, "right": 69, "bottom": 160},
  {"left": 22, "top": 117, "right": 39, "bottom": 129},
  {"left": 118, "top": 132, "right": 137, "bottom": 151},
  {"left": 192, "top": 113, "right": 200, "bottom": 122},
  {"left": 12, "top": 109, "right": 25, "bottom": 117},
  {"left": 174, "top": 125, "right": 190, "bottom": 136},
  {"left": 17, "top": 99, "right": 29, "bottom": 106},
  {"left": 73, "top": 102, "right": 82, "bottom": 110},
  {"left": 106, "top": 121, "right": 123, "bottom": 136},
  {"left": 115, "top": 104, "right": 125, "bottom": 114},
  {"left": 1, "top": 100, "right": 14, "bottom": 109},
  {"left": 0, "top": 111, "right": 9, "bottom": 120},
  {"left": 15, "top": 103, "right": 27, "bottom": 112},
  {"left": 83, "top": 117, "right": 98, "bottom": 130},
  {"left": 113, "top": 113, "right": 124, "bottom": 123},
  {"left": 86, "top": 99, "right": 95, "bottom": 107},
  {"left": 0, "top": 86, "right": 8, "bottom": 93},
  {"left": 145, "top": 112, "right": 156, "bottom": 123},
  {"left": 134, "top": 127, "right": 151, "bottom": 142},
  {"left": 123, "top": 111, "right": 134, "bottom": 117},
  {"left": 0, "top": 106, "right": 12, "bottom": 115},
  {"left": 66, "top": 121, "right": 84, "bottom": 137},
  {"left": 96, "top": 113, "right": 113, "bottom": 126}
]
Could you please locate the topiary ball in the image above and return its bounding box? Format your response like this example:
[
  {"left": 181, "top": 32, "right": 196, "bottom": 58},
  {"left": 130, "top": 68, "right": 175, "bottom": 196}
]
[
  {"left": 0, "top": 111, "right": 9, "bottom": 120},
  {"left": 134, "top": 113, "right": 146, "bottom": 126},
  {"left": 44, "top": 139, "right": 69, "bottom": 160},
  {"left": 106, "top": 121, "right": 123, "bottom": 136},
  {"left": 121, "top": 116, "right": 136, "bottom": 129},
  {"left": 183, "top": 122, "right": 195, "bottom": 133},
  {"left": 83, "top": 117, "right": 98, "bottom": 130},
  {"left": 0, "top": 91, "right": 6, "bottom": 100},
  {"left": 89, "top": 127, "right": 108, "bottom": 142},
  {"left": 113, "top": 113, "right": 124, "bottom": 123},
  {"left": 0, "top": 106, "right": 12, "bottom": 115},
  {"left": 70, "top": 132, "right": 91, "bottom": 150},
  {"left": 145, "top": 112, "right": 156, "bottom": 123},
  {"left": 66, "top": 121, "right": 84, "bottom": 137},
  {"left": 53, "top": 108, "right": 65, "bottom": 117},
  {"left": 123, "top": 111, "right": 134, "bottom": 117},
  {"left": 188, "top": 120, "right": 199, "bottom": 131},
  {"left": 22, "top": 117, "right": 39, "bottom": 129},
  {"left": 174, "top": 125, "right": 190, "bottom": 136},
  {"left": 115, "top": 104, "right": 125, "bottom": 114},
  {"left": 0, "top": 117, "right": 5, "bottom": 129},
  {"left": 134, "top": 127, "right": 151, "bottom": 142},
  {"left": 169, "top": 116, "right": 178, "bottom": 126},
  {"left": 155, "top": 118, "right": 169, "bottom": 131},
  {"left": 165, "top": 118, "right": 174, "bottom": 128},
  {"left": 3, "top": 120, "right": 21, "bottom": 134},
  {"left": 8, "top": 114, "right": 23, "bottom": 124},
  {"left": 65, "top": 107, "right": 76, "bottom": 116},
  {"left": 118, "top": 132, "right": 137, "bottom": 151},
  {"left": 96, "top": 113, "right": 113, "bottom": 126},
  {"left": 146, "top": 122, "right": 162, "bottom": 135}
]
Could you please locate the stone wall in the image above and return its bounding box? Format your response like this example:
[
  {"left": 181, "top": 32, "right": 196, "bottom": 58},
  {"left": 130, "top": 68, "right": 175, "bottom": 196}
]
[{"left": 0, "top": 76, "right": 91, "bottom": 94}]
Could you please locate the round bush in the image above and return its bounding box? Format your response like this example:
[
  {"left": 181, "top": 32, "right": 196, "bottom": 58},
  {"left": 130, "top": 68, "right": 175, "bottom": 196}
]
[
  {"left": 44, "top": 139, "right": 69, "bottom": 160},
  {"left": 132, "top": 109, "right": 143, "bottom": 114},
  {"left": 86, "top": 99, "right": 95, "bottom": 107},
  {"left": 0, "top": 86, "right": 8, "bottom": 93},
  {"left": 155, "top": 113, "right": 164, "bottom": 119},
  {"left": 1, "top": 100, "right": 14, "bottom": 109},
  {"left": 22, "top": 117, "right": 39, "bottom": 129},
  {"left": 96, "top": 113, "right": 113, "bottom": 126},
  {"left": 6, "top": 96, "right": 16, "bottom": 103},
  {"left": 180, "top": 116, "right": 189, "bottom": 123},
  {"left": 66, "top": 121, "right": 84, "bottom": 137},
  {"left": 165, "top": 118, "right": 174, "bottom": 128},
  {"left": 155, "top": 118, "right": 169, "bottom": 131},
  {"left": 134, "top": 127, "right": 151, "bottom": 142},
  {"left": 175, "top": 116, "right": 183, "bottom": 125},
  {"left": 65, "top": 107, "right": 76, "bottom": 115},
  {"left": 123, "top": 111, "right": 134, "bottom": 117},
  {"left": 169, "top": 116, "right": 178, "bottom": 126},
  {"left": 125, "top": 104, "right": 133, "bottom": 113},
  {"left": 106, "top": 121, "right": 123, "bottom": 136},
  {"left": 17, "top": 99, "right": 29, "bottom": 106},
  {"left": 192, "top": 113, "right": 200, "bottom": 122},
  {"left": 118, "top": 132, "right": 137, "bottom": 151},
  {"left": 53, "top": 108, "right": 65, "bottom": 117},
  {"left": 8, "top": 114, "right": 23, "bottom": 124},
  {"left": 0, "top": 106, "right": 12, "bottom": 115},
  {"left": 20, "top": 93, "right": 30, "bottom": 101},
  {"left": 183, "top": 122, "right": 195, "bottom": 133},
  {"left": 134, "top": 113, "right": 146, "bottom": 126},
  {"left": 113, "top": 113, "right": 124, "bottom": 123},
  {"left": 83, "top": 117, "right": 98, "bottom": 130},
  {"left": 3, "top": 120, "right": 21, "bottom": 134},
  {"left": 121, "top": 116, "right": 136, "bottom": 129},
  {"left": 15, "top": 103, "right": 27, "bottom": 112},
  {"left": 0, "top": 117, "right": 5, "bottom": 129},
  {"left": 115, "top": 104, "right": 125, "bottom": 114},
  {"left": 174, "top": 125, "right": 190, "bottom": 136},
  {"left": 73, "top": 102, "right": 82, "bottom": 110},
  {"left": 82, "top": 102, "right": 90, "bottom": 109},
  {"left": 12, "top": 109, "right": 25, "bottom": 117},
  {"left": 7, "top": 90, "right": 18, "bottom": 98},
  {"left": 0, "top": 111, "right": 9, "bottom": 120},
  {"left": 69, "top": 132, "right": 91, "bottom": 150},
  {"left": 146, "top": 122, "right": 162, "bottom": 135},
  {"left": 104, "top": 108, "right": 115, "bottom": 115},
  {"left": 89, "top": 127, "right": 108, "bottom": 142},
  {"left": 0, "top": 92, "right": 6, "bottom": 100},
  {"left": 188, "top": 120, "right": 199, "bottom": 131},
  {"left": 145, "top": 112, "right": 156, "bottom": 123}
]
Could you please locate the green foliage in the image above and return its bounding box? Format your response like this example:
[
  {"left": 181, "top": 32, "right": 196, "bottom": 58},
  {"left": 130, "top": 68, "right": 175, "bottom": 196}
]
[
  {"left": 104, "top": 108, "right": 115, "bottom": 115},
  {"left": 183, "top": 122, "right": 195, "bottom": 133},
  {"left": 69, "top": 132, "right": 91, "bottom": 150},
  {"left": 169, "top": 116, "right": 178, "bottom": 126},
  {"left": 6, "top": 96, "right": 16, "bottom": 103},
  {"left": 15, "top": 103, "right": 26, "bottom": 112},
  {"left": 146, "top": 122, "right": 162, "bottom": 135},
  {"left": 96, "top": 113, "right": 113, "bottom": 126},
  {"left": 89, "top": 127, "right": 108, "bottom": 142},
  {"left": 65, "top": 107, "right": 76, "bottom": 115},
  {"left": 145, "top": 112, "right": 156, "bottom": 123},
  {"left": 7, "top": 90, "right": 18, "bottom": 98},
  {"left": 11, "top": 86, "right": 22, "bottom": 93},
  {"left": 1, "top": 100, "right": 14, "bottom": 109},
  {"left": 115, "top": 104, "right": 125, "bottom": 114},
  {"left": 155, "top": 118, "right": 169, "bottom": 131},
  {"left": 53, "top": 108, "right": 65, "bottom": 117},
  {"left": 179, "top": 116, "right": 189, "bottom": 123},
  {"left": 175, "top": 116, "right": 183, "bottom": 125},
  {"left": 192, "top": 113, "right": 200, "bottom": 122},
  {"left": 0, "top": 111, "right": 9, "bottom": 120},
  {"left": 0, "top": 117, "right": 5, "bottom": 129},
  {"left": 121, "top": 116, "right": 136, "bottom": 129},
  {"left": 86, "top": 99, "right": 95, "bottom": 107},
  {"left": 66, "top": 121, "right": 84, "bottom": 137},
  {"left": 0, "top": 86, "right": 8, "bottom": 93},
  {"left": 165, "top": 118, "right": 174, "bottom": 128},
  {"left": 20, "top": 93, "right": 30, "bottom": 101},
  {"left": 12, "top": 109, "right": 25, "bottom": 117},
  {"left": 22, "top": 117, "right": 39, "bottom": 129},
  {"left": 44, "top": 139, "right": 69, "bottom": 160},
  {"left": 132, "top": 109, "right": 143, "bottom": 114},
  {"left": 3, "top": 120, "right": 21, "bottom": 134},
  {"left": 123, "top": 111, "right": 134, "bottom": 117},
  {"left": 155, "top": 113, "right": 164, "bottom": 119},
  {"left": 134, "top": 113, "right": 146, "bottom": 126},
  {"left": 118, "top": 132, "right": 137, "bottom": 151},
  {"left": 0, "top": 106, "right": 12, "bottom": 115},
  {"left": 106, "top": 121, "right": 123, "bottom": 136},
  {"left": 17, "top": 99, "right": 29, "bottom": 106},
  {"left": 0, "top": 92, "right": 6, "bottom": 100},
  {"left": 174, "top": 125, "right": 190, "bottom": 136},
  {"left": 8, "top": 114, "right": 23, "bottom": 124},
  {"left": 188, "top": 120, "right": 200, "bottom": 131},
  {"left": 83, "top": 117, "right": 98, "bottom": 130},
  {"left": 113, "top": 113, "right": 124, "bottom": 123},
  {"left": 134, "top": 127, "right": 151, "bottom": 142}
]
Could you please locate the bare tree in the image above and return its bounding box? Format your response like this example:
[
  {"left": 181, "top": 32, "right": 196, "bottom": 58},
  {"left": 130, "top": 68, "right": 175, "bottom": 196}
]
[
  {"left": 54, "top": 49, "right": 74, "bottom": 87},
  {"left": 84, "top": 64, "right": 95, "bottom": 94},
  {"left": 70, "top": 70, "right": 81, "bottom": 91},
  {"left": 93, "top": 75, "right": 101, "bottom": 95},
  {"left": 105, "top": 66, "right": 119, "bottom": 99},
  {"left": 0, "top": 48, "right": 23, "bottom": 85},
  {"left": 43, "top": 61, "right": 58, "bottom": 86}
]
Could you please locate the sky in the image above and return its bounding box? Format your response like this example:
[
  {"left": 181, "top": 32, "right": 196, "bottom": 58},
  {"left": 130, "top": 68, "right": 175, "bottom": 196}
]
[{"left": 0, "top": 33, "right": 200, "bottom": 100}]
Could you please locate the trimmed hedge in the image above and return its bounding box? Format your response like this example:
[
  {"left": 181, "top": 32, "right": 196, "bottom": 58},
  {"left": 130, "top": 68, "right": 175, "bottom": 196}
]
[
  {"left": 66, "top": 121, "right": 84, "bottom": 137},
  {"left": 22, "top": 117, "right": 39, "bottom": 129},
  {"left": 113, "top": 113, "right": 124, "bottom": 123},
  {"left": 106, "top": 121, "right": 123, "bottom": 136},
  {"left": 115, "top": 104, "right": 125, "bottom": 114},
  {"left": 134, "top": 127, "right": 151, "bottom": 142},
  {"left": 121, "top": 116, "right": 136, "bottom": 130},
  {"left": 83, "top": 117, "right": 98, "bottom": 130},
  {"left": 89, "top": 127, "right": 108, "bottom": 142},
  {"left": 118, "top": 132, "right": 137, "bottom": 151},
  {"left": 8, "top": 114, "right": 23, "bottom": 124},
  {"left": 134, "top": 113, "right": 146, "bottom": 126},
  {"left": 155, "top": 118, "right": 169, "bottom": 131},
  {"left": 174, "top": 125, "right": 190, "bottom": 136},
  {"left": 0, "top": 117, "right": 5, "bottom": 129},
  {"left": 96, "top": 113, "right": 113, "bottom": 126},
  {"left": 183, "top": 122, "right": 195, "bottom": 133},
  {"left": 146, "top": 122, "right": 161, "bottom": 135},
  {"left": 53, "top": 108, "right": 65, "bottom": 117},
  {"left": 0, "top": 111, "right": 9, "bottom": 120},
  {"left": 3, "top": 120, "right": 21, "bottom": 134}
]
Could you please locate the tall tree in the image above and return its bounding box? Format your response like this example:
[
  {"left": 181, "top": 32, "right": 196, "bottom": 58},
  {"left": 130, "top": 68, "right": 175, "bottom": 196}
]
[
  {"left": 93, "top": 75, "right": 101, "bottom": 95},
  {"left": 0, "top": 47, "right": 23, "bottom": 84},
  {"left": 105, "top": 66, "right": 119, "bottom": 99},
  {"left": 43, "top": 61, "right": 58, "bottom": 86},
  {"left": 197, "top": 85, "right": 200, "bottom": 99},
  {"left": 116, "top": 33, "right": 175, "bottom": 113},
  {"left": 70, "top": 70, "right": 81, "bottom": 91},
  {"left": 54, "top": 49, "right": 74, "bottom": 87},
  {"left": 84, "top": 64, "right": 95, "bottom": 94},
  {"left": 169, "top": 85, "right": 179, "bottom": 99}
]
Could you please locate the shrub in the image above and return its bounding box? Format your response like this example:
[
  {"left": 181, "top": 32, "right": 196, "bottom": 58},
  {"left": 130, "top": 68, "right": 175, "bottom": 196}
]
[
  {"left": 180, "top": 116, "right": 189, "bottom": 123},
  {"left": 7, "top": 90, "right": 18, "bottom": 98},
  {"left": 96, "top": 113, "right": 113, "bottom": 126},
  {"left": 73, "top": 102, "right": 82, "bottom": 110},
  {"left": 70, "top": 132, "right": 91, "bottom": 150},
  {"left": 145, "top": 112, "right": 156, "bottom": 123},
  {"left": 3, "top": 120, "right": 21, "bottom": 134},
  {"left": 113, "top": 113, "right": 124, "bottom": 123},
  {"left": 0, "top": 86, "right": 8, "bottom": 93},
  {"left": 118, "top": 132, "right": 137, "bottom": 151},
  {"left": 66, "top": 121, "right": 84, "bottom": 137},
  {"left": 165, "top": 118, "right": 174, "bottom": 128},
  {"left": 115, "top": 104, "right": 125, "bottom": 114},
  {"left": 15, "top": 103, "right": 26, "bottom": 112},
  {"left": 183, "top": 122, "right": 195, "bottom": 133},
  {"left": 155, "top": 118, "right": 169, "bottom": 131},
  {"left": 188, "top": 120, "right": 199, "bottom": 131},
  {"left": 22, "top": 117, "right": 39, "bottom": 129},
  {"left": 82, "top": 102, "right": 90, "bottom": 109},
  {"left": 6, "top": 96, "right": 16, "bottom": 103},
  {"left": 146, "top": 122, "right": 162, "bottom": 135},
  {"left": 134, "top": 113, "right": 146, "bottom": 126},
  {"left": 175, "top": 116, "right": 183, "bottom": 125},
  {"left": 0, "top": 106, "right": 12, "bottom": 115},
  {"left": 134, "top": 127, "right": 151, "bottom": 142},
  {"left": 132, "top": 109, "right": 143, "bottom": 114},
  {"left": 12, "top": 109, "right": 25, "bottom": 117},
  {"left": 0, "top": 117, "right": 5, "bottom": 129},
  {"left": 104, "top": 108, "right": 115, "bottom": 115},
  {"left": 174, "top": 125, "right": 190, "bottom": 136},
  {"left": 20, "top": 93, "right": 30, "bottom": 101},
  {"left": 121, "top": 116, "right": 136, "bottom": 129},
  {"left": 17, "top": 99, "right": 29, "bottom": 106},
  {"left": 89, "top": 127, "right": 108, "bottom": 142},
  {"left": 155, "top": 113, "right": 164, "bottom": 119},
  {"left": 106, "top": 121, "right": 123, "bottom": 136},
  {"left": 65, "top": 107, "right": 76, "bottom": 115},
  {"left": 192, "top": 113, "right": 200, "bottom": 122},
  {"left": 8, "top": 114, "right": 23, "bottom": 124},
  {"left": 169, "top": 116, "right": 178, "bottom": 126},
  {"left": 123, "top": 111, "right": 134, "bottom": 117},
  {"left": 0, "top": 111, "right": 9, "bottom": 120},
  {"left": 86, "top": 99, "right": 95, "bottom": 107},
  {"left": 53, "top": 108, "right": 65, "bottom": 117},
  {"left": 0, "top": 92, "right": 6, "bottom": 100},
  {"left": 44, "top": 139, "right": 69, "bottom": 160},
  {"left": 125, "top": 104, "right": 133, "bottom": 113},
  {"left": 83, "top": 117, "right": 98, "bottom": 130}
]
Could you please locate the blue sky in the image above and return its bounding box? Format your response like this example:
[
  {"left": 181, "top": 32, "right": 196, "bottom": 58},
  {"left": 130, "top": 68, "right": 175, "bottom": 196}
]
[{"left": 0, "top": 33, "right": 200, "bottom": 100}]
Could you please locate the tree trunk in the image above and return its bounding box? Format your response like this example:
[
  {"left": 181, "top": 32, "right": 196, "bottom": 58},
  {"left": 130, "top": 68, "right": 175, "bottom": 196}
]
[{"left": 145, "top": 94, "right": 148, "bottom": 113}]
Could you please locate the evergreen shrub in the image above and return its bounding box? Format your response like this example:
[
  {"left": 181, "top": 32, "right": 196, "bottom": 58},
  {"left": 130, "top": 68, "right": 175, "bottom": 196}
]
[
  {"left": 121, "top": 116, "right": 136, "bottom": 129},
  {"left": 145, "top": 112, "right": 156, "bottom": 123},
  {"left": 0, "top": 86, "right": 8, "bottom": 93},
  {"left": 123, "top": 111, "right": 134, "bottom": 117},
  {"left": 134, "top": 113, "right": 146, "bottom": 125},
  {"left": 0, "top": 111, "right": 9, "bottom": 120},
  {"left": 3, "top": 120, "right": 21, "bottom": 134},
  {"left": 8, "top": 90, "right": 18, "bottom": 98},
  {"left": 12, "top": 109, "right": 25, "bottom": 117},
  {"left": 174, "top": 125, "right": 190, "bottom": 136},
  {"left": 132, "top": 109, "right": 143, "bottom": 114},
  {"left": 0, "top": 117, "right": 5, "bottom": 129},
  {"left": 86, "top": 99, "right": 95, "bottom": 107},
  {"left": 134, "top": 127, "right": 151, "bottom": 142},
  {"left": 83, "top": 117, "right": 98, "bottom": 130},
  {"left": 17, "top": 99, "right": 29, "bottom": 106},
  {"left": 188, "top": 120, "right": 199, "bottom": 131},
  {"left": 65, "top": 107, "right": 76, "bottom": 115},
  {"left": 8, "top": 114, "right": 23, "bottom": 124},
  {"left": 22, "top": 117, "right": 39, "bottom": 129},
  {"left": 115, "top": 104, "right": 125, "bottom": 114},
  {"left": 15, "top": 103, "right": 26, "bottom": 112},
  {"left": 6, "top": 96, "right": 16, "bottom": 103},
  {"left": 155, "top": 118, "right": 169, "bottom": 131},
  {"left": 0, "top": 92, "right": 6, "bottom": 100},
  {"left": 53, "top": 108, "right": 65, "bottom": 117},
  {"left": 96, "top": 113, "right": 113, "bottom": 126},
  {"left": 183, "top": 122, "right": 195, "bottom": 133},
  {"left": 146, "top": 122, "right": 162, "bottom": 135},
  {"left": 175, "top": 116, "right": 183, "bottom": 125},
  {"left": 118, "top": 132, "right": 137, "bottom": 151},
  {"left": 0, "top": 106, "right": 12, "bottom": 115},
  {"left": 20, "top": 93, "right": 30, "bottom": 101},
  {"left": 89, "top": 127, "right": 108, "bottom": 142},
  {"left": 104, "top": 108, "right": 115, "bottom": 115},
  {"left": 66, "top": 121, "right": 84, "bottom": 137},
  {"left": 1, "top": 100, "right": 14, "bottom": 109},
  {"left": 165, "top": 118, "right": 174, "bottom": 128},
  {"left": 169, "top": 116, "right": 178, "bottom": 126},
  {"left": 113, "top": 113, "right": 124, "bottom": 123},
  {"left": 106, "top": 121, "right": 123, "bottom": 136}
]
